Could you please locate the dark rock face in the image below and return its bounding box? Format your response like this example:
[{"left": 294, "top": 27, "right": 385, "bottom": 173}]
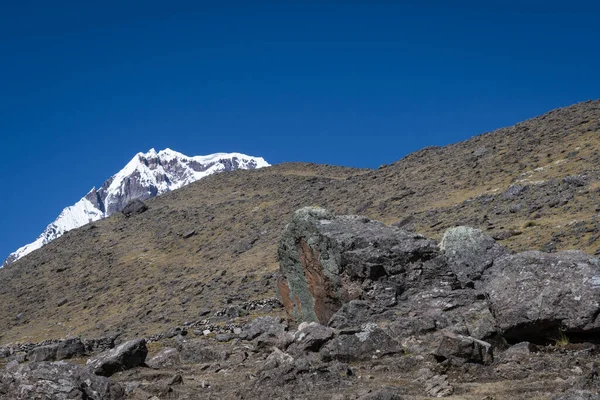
[
  {"left": 0, "top": 361, "right": 125, "bottom": 399},
  {"left": 484, "top": 250, "right": 600, "bottom": 342},
  {"left": 86, "top": 338, "right": 147, "bottom": 377},
  {"left": 440, "top": 226, "right": 509, "bottom": 286},
  {"left": 121, "top": 199, "right": 149, "bottom": 217}
]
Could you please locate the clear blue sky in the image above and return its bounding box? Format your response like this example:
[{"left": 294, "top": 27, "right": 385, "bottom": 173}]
[{"left": 1, "top": 1, "right": 599, "bottom": 260}]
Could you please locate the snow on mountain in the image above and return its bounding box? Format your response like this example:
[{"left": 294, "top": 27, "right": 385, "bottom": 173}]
[{"left": 4, "top": 149, "right": 270, "bottom": 265}]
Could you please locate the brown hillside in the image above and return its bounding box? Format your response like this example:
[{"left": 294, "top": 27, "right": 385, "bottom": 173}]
[{"left": 1, "top": 100, "right": 599, "bottom": 344}]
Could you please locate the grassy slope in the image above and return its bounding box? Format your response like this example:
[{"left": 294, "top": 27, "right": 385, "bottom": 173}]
[{"left": 0, "top": 100, "right": 599, "bottom": 344}]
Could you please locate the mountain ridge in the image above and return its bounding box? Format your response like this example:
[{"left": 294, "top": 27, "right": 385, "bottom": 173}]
[{"left": 4, "top": 148, "right": 269, "bottom": 265}]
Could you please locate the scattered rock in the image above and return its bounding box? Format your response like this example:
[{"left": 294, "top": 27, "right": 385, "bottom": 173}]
[
  {"left": 86, "top": 338, "right": 148, "bottom": 377},
  {"left": 292, "top": 322, "right": 335, "bottom": 352},
  {"left": 424, "top": 374, "right": 454, "bottom": 398},
  {"left": 433, "top": 331, "right": 493, "bottom": 364},
  {"left": 320, "top": 323, "right": 401, "bottom": 362},
  {"left": 121, "top": 199, "right": 148, "bottom": 217},
  {"left": 358, "top": 386, "right": 404, "bottom": 400},
  {"left": 0, "top": 361, "right": 125, "bottom": 399}
]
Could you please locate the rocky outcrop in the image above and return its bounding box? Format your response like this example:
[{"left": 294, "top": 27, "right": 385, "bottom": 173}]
[
  {"left": 278, "top": 207, "right": 600, "bottom": 353},
  {"left": 86, "top": 338, "right": 147, "bottom": 377},
  {"left": 0, "top": 361, "right": 125, "bottom": 399}
]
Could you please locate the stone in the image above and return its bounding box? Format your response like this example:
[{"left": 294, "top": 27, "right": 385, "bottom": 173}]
[
  {"left": 162, "top": 326, "right": 187, "bottom": 339},
  {"left": 86, "top": 338, "right": 147, "bottom": 377},
  {"left": 0, "top": 361, "right": 124, "bottom": 399},
  {"left": 4, "top": 360, "right": 19, "bottom": 371},
  {"left": 121, "top": 199, "right": 148, "bottom": 217},
  {"left": 146, "top": 347, "right": 180, "bottom": 369},
  {"left": 292, "top": 322, "right": 335, "bottom": 352},
  {"left": 278, "top": 207, "right": 441, "bottom": 324},
  {"left": 424, "top": 374, "right": 454, "bottom": 398},
  {"left": 552, "top": 390, "right": 600, "bottom": 400},
  {"left": 483, "top": 250, "right": 600, "bottom": 341},
  {"left": 216, "top": 333, "right": 233, "bottom": 342},
  {"left": 320, "top": 323, "right": 401, "bottom": 362},
  {"left": 328, "top": 300, "right": 378, "bottom": 330},
  {"left": 27, "top": 344, "right": 58, "bottom": 362},
  {"left": 29, "top": 338, "right": 86, "bottom": 362},
  {"left": 440, "top": 226, "right": 509, "bottom": 286},
  {"left": 56, "top": 338, "right": 86, "bottom": 360},
  {"left": 499, "top": 342, "right": 538, "bottom": 363},
  {"left": 239, "top": 316, "right": 287, "bottom": 340},
  {"left": 255, "top": 330, "right": 294, "bottom": 351},
  {"left": 432, "top": 331, "right": 493, "bottom": 364},
  {"left": 83, "top": 336, "right": 116, "bottom": 354}
]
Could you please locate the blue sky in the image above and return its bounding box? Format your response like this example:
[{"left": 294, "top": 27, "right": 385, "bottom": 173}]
[{"left": 1, "top": 1, "right": 599, "bottom": 261}]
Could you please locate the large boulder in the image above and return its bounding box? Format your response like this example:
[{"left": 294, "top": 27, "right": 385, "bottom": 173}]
[
  {"left": 440, "top": 226, "right": 509, "bottom": 287},
  {"left": 0, "top": 361, "right": 124, "bottom": 399},
  {"left": 277, "top": 207, "right": 444, "bottom": 324},
  {"left": 86, "top": 338, "right": 147, "bottom": 377},
  {"left": 483, "top": 250, "right": 600, "bottom": 341}
]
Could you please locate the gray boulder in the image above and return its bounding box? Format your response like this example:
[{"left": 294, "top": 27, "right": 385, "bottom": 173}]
[
  {"left": 27, "top": 338, "right": 86, "bottom": 362},
  {"left": 440, "top": 226, "right": 509, "bottom": 286},
  {"left": 86, "top": 338, "right": 147, "bottom": 377},
  {"left": 278, "top": 207, "right": 443, "bottom": 324},
  {"left": 240, "top": 316, "right": 288, "bottom": 340},
  {"left": 483, "top": 250, "right": 600, "bottom": 341},
  {"left": 292, "top": 322, "right": 335, "bottom": 352},
  {"left": 320, "top": 323, "right": 401, "bottom": 362},
  {"left": 121, "top": 199, "right": 148, "bottom": 217},
  {"left": 0, "top": 361, "right": 124, "bottom": 399},
  {"left": 27, "top": 344, "right": 58, "bottom": 362},
  {"left": 432, "top": 331, "right": 493, "bottom": 364}
]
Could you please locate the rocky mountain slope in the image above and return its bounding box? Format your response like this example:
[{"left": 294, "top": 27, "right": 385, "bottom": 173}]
[
  {"left": 0, "top": 100, "right": 599, "bottom": 346},
  {"left": 4, "top": 148, "right": 269, "bottom": 265}
]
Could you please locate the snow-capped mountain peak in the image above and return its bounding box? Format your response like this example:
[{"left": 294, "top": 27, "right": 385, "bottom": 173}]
[{"left": 4, "top": 149, "right": 270, "bottom": 265}]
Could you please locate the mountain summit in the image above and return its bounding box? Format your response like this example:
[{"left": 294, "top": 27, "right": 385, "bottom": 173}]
[{"left": 4, "top": 148, "right": 270, "bottom": 265}]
